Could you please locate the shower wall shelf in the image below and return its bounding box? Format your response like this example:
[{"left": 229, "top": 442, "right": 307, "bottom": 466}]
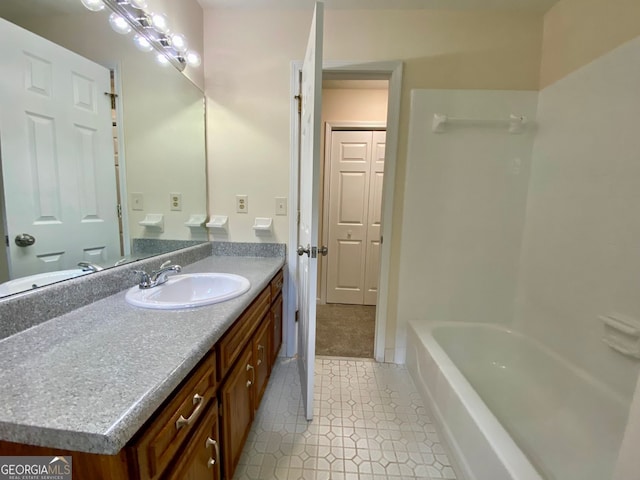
[
  {"left": 252, "top": 217, "right": 273, "bottom": 236},
  {"left": 432, "top": 113, "right": 529, "bottom": 134},
  {"left": 139, "top": 214, "right": 164, "bottom": 233},
  {"left": 184, "top": 214, "right": 207, "bottom": 229},
  {"left": 206, "top": 215, "right": 229, "bottom": 232},
  {"left": 600, "top": 313, "right": 640, "bottom": 359}
]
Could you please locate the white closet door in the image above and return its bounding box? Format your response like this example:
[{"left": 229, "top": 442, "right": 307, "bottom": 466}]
[
  {"left": 0, "top": 18, "right": 119, "bottom": 279},
  {"left": 363, "top": 130, "right": 386, "bottom": 305},
  {"left": 326, "top": 130, "right": 385, "bottom": 305}
]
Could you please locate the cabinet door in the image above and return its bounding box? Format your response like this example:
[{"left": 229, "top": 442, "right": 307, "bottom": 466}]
[
  {"left": 220, "top": 345, "right": 254, "bottom": 480},
  {"left": 253, "top": 316, "right": 271, "bottom": 408},
  {"left": 163, "top": 400, "right": 221, "bottom": 480},
  {"left": 270, "top": 293, "right": 283, "bottom": 366}
]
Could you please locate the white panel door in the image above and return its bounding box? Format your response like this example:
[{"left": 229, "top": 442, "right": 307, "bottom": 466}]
[
  {"left": 326, "top": 130, "right": 385, "bottom": 305},
  {"left": 364, "top": 131, "right": 386, "bottom": 305},
  {"left": 0, "top": 18, "right": 119, "bottom": 279},
  {"left": 326, "top": 130, "right": 371, "bottom": 304},
  {"left": 297, "top": 2, "right": 323, "bottom": 421}
]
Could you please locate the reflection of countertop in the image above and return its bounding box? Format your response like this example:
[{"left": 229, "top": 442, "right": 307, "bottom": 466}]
[{"left": 0, "top": 255, "right": 284, "bottom": 454}]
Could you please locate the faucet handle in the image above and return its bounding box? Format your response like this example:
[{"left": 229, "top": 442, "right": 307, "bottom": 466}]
[
  {"left": 159, "top": 260, "right": 172, "bottom": 269},
  {"left": 134, "top": 270, "right": 151, "bottom": 288}
]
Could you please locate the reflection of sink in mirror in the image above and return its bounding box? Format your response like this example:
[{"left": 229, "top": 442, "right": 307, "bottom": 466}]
[
  {"left": 125, "top": 273, "right": 251, "bottom": 310},
  {"left": 0, "top": 269, "right": 93, "bottom": 297},
  {"left": 0, "top": 2, "right": 207, "bottom": 298}
]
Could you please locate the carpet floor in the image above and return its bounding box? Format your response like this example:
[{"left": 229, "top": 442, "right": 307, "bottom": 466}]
[{"left": 315, "top": 303, "right": 376, "bottom": 358}]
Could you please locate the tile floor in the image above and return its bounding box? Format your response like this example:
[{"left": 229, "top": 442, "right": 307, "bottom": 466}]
[{"left": 233, "top": 356, "right": 460, "bottom": 480}]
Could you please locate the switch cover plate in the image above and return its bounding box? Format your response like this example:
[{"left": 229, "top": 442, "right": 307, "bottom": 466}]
[
  {"left": 131, "top": 192, "right": 143, "bottom": 211},
  {"left": 275, "top": 197, "right": 287, "bottom": 216}
]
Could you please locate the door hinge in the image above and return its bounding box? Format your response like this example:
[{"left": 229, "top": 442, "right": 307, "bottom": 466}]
[
  {"left": 294, "top": 94, "right": 302, "bottom": 114},
  {"left": 4, "top": 235, "right": 8, "bottom": 247},
  {"left": 380, "top": 235, "right": 383, "bottom": 245},
  {"left": 104, "top": 91, "right": 118, "bottom": 110},
  {"left": 117, "top": 204, "right": 122, "bottom": 218},
  {"left": 295, "top": 310, "right": 299, "bottom": 323}
]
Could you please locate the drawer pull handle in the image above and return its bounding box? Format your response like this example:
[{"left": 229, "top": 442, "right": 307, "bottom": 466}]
[
  {"left": 206, "top": 437, "right": 219, "bottom": 468},
  {"left": 276, "top": 280, "right": 283, "bottom": 290},
  {"left": 257, "top": 344, "right": 265, "bottom": 365},
  {"left": 175, "top": 393, "right": 204, "bottom": 430},
  {"left": 246, "top": 363, "right": 255, "bottom": 388}
]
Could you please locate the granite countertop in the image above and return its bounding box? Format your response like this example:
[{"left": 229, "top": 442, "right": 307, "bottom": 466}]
[{"left": 0, "top": 255, "right": 284, "bottom": 455}]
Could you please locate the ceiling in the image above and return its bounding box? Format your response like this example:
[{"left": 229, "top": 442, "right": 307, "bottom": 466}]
[{"left": 197, "top": 0, "right": 560, "bottom": 12}]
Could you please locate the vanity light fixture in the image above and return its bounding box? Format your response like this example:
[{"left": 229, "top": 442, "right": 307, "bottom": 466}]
[
  {"left": 81, "top": 0, "right": 105, "bottom": 11},
  {"left": 80, "top": 0, "right": 202, "bottom": 72},
  {"left": 108, "top": 12, "right": 132, "bottom": 35}
]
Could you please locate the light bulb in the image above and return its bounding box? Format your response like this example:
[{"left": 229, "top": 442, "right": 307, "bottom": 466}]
[
  {"left": 80, "top": 0, "right": 105, "bottom": 12},
  {"left": 185, "top": 50, "right": 201, "bottom": 68},
  {"left": 133, "top": 34, "right": 153, "bottom": 52},
  {"left": 109, "top": 13, "right": 132, "bottom": 35},
  {"left": 170, "top": 33, "right": 188, "bottom": 54},
  {"left": 156, "top": 53, "right": 170, "bottom": 66},
  {"left": 150, "top": 12, "right": 170, "bottom": 34},
  {"left": 130, "top": 0, "right": 148, "bottom": 9}
]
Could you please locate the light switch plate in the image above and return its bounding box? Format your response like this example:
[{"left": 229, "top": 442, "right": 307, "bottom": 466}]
[
  {"left": 131, "top": 192, "right": 143, "bottom": 211},
  {"left": 275, "top": 197, "right": 287, "bottom": 216}
]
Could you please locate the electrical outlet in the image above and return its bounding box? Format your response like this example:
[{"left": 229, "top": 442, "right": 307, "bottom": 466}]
[
  {"left": 131, "top": 192, "right": 143, "bottom": 211},
  {"left": 275, "top": 197, "right": 287, "bottom": 216},
  {"left": 170, "top": 193, "right": 182, "bottom": 211},
  {"left": 236, "top": 195, "right": 248, "bottom": 213}
]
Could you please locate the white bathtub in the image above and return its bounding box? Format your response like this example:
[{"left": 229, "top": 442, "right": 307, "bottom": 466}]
[{"left": 406, "top": 320, "right": 629, "bottom": 480}]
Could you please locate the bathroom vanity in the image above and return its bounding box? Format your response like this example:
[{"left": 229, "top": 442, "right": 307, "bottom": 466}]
[{"left": 0, "top": 246, "right": 285, "bottom": 480}]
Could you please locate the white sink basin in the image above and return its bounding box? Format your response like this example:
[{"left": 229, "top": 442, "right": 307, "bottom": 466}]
[
  {"left": 125, "top": 273, "right": 251, "bottom": 310},
  {"left": 0, "top": 269, "right": 93, "bottom": 297}
]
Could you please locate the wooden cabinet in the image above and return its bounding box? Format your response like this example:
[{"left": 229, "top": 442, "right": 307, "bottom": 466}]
[
  {"left": 219, "top": 344, "right": 254, "bottom": 480},
  {"left": 0, "top": 268, "right": 284, "bottom": 480},
  {"left": 253, "top": 315, "right": 271, "bottom": 406},
  {"left": 271, "top": 293, "right": 283, "bottom": 364},
  {"left": 131, "top": 349, "right": 217, "bottom": 480},
  {"left": 162, "top": 400, "right": 221, "bottom": 480}
]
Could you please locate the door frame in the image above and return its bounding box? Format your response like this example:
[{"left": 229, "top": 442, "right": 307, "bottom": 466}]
[
  {"left": 287, "top": 60, "right": 403, "bottom": 363},
  {"left": 320, "top": 122, "right": 386, "bottom": 305}
]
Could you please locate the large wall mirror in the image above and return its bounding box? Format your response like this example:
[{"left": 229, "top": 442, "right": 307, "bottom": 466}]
[{"left": 0, "top": 0, "right": 208, "bottom": 297}]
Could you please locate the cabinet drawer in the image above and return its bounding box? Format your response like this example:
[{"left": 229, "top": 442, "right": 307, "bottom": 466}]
[
  {"left": 131, "top": 349, "right": 217, "bottom": 480},
  {"left": 162, "top": 400, "right": 220, "bottom": 480},
  {"left": 270, "top": 269, "right": 284, "bottom": 299},
  {"left": 217, "top": 287, "right": 270, "bottom": 379}
]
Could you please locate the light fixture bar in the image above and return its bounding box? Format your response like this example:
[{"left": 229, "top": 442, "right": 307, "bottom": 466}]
[{"left": 101, "top": 0, "right": 187, "bottom": 71}]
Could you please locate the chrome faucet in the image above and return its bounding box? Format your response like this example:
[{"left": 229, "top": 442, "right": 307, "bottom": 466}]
[
  {"left": 135, "top": 260, "right": 182, "bottom": 289},
  {"left": 78, "top": 261, "right": 104, "bottom": 272}
]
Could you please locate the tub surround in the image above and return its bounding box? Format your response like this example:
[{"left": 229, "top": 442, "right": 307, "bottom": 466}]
[{"left": 0, "top": 244, "right": 284, "bottom": 455}]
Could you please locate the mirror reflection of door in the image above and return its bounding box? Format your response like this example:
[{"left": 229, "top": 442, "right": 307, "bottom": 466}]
[
  {"left": 0, "top": 18, "right": 120, "bottom": 280},
  {"left": 326, "top": 129, "right": 386, "bottom": 305}
]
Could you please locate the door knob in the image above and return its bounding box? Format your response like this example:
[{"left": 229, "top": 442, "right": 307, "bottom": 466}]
[
  {"left": 297, "top": 245, "right": 310, "bottom": 257},
  {"left": 15, "top": 234, "right": 36, "bottom": 247},
  {"left": 319, "top": 246, "right": 328, "bottom": 256}
]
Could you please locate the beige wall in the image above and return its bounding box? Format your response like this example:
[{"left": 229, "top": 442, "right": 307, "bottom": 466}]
[
  {"left": 540, "top": 0, "right": 640, "bottom": 88},
  {"left": 203, "top": 6, "right": 543, "bottom": 356}
]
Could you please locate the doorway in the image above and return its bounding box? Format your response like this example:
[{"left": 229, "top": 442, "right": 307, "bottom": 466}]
[
  {"left": 315, "top": 79, "right": 388, "bottom": 358},
  {"left": 287, "top": 60, "right": 403, "bottom": 363}
]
